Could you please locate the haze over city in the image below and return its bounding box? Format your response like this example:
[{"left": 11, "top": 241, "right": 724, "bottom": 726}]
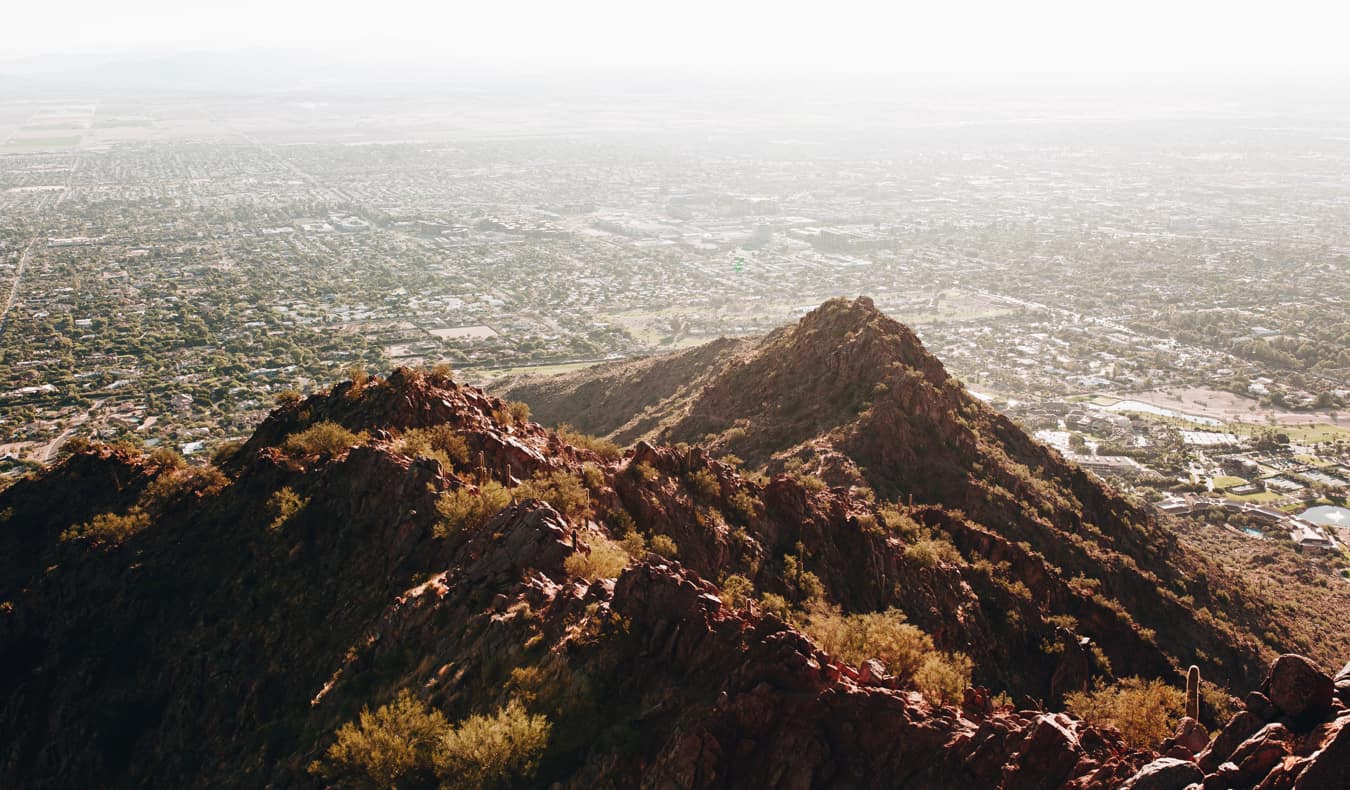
[{"left": 2, "top": 2, "right": 1349, "bottom": 788}]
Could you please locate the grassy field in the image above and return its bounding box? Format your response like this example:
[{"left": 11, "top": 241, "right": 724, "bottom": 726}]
[
  {"left": 1211, "top": 475, "right": 1248, "bottom": 489},
  {"left": 1224, "top": 421, "right": 1350, "bottom": 444},
  {"left": 1226, "top": 491, "right": 1283, "bottom": 504},
  {"left": 471, "top": 360, "right": 605, "bottom": 383}
]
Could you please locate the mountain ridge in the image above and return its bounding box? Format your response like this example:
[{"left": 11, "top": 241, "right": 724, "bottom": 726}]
[{"left": 0, "top": 299, "right": 1345, "bottom": 788}]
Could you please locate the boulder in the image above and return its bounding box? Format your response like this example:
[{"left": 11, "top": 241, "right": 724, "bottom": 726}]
[
  {"left": 1265, "top": 654, "right": 1334, "bottom": 721},
  {"left": 1120, "top": 757, "right": 1204, "bottom": 790},
  {"left": 1001, "top": 714, "right": 1082, "bottom": 790},
  {"left": 1292, "top": 717, "right": 1350, "bottom": 789},
  {"left": 1198, "top": 710, "right": 1265, "bottom": 772},
  {"left": 1172, "top": 716, "right": 1210, "bottom": 756},
  {"left": 1246, "top": 691, "right": 1278, "bottom": 721},
  {"left": 858, "top": 658, "right": 890, "bottom": 685},
  {"left": 1335, "top": 661, "right": 1350, "bottom": 705}
]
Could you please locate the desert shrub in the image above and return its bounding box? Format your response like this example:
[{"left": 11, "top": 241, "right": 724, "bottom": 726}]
[
  {"left": 914, "top": 651, "right": 974, "bottom": 705},
  {"left": 564, "top": 532, "right": 631, "bottom": 581},
  {"left": 435, "top": 481, "right": 514, "bottom": 537},
  {"left": 726, "top": 490, "right": 758, "bottom": 522},
  {"left": 649, "top": 534, "right": 678, "bottom": 558},
  {"left": 142, "top": 465, "right": 230, "bottom": 504},
  {"left": 619, "top": 529, "right": 647, "bottom": 557},
  {"left": 284, "top": 421, "right": 365, "bottom": 457},
  {"left": 433, "top": 699, "right": 551, "bottom": 790},
  {"left": 210, "top": 439, "right": 245, "bottom": 467},
  {"left": 719, "top": 574, "right": 755, "bottom": 608},
  {"left": 880, "top": 507, "right": 922, "bottom": 540},
  {"left": 268, "top": 486, "right": 309, "bottom": 531},
  {"left": 580, "top": 462, "right": 605, "bottom": 489},
  {"left": 500, "top": 400, "right": 531, "bottom": 424},
  {"left": 783, "top": 548, "right": 825, "bottom": 603},
  {"left": 311, "top": 689, "right": 446, "bottom": 787},
  {"left": 517, "top": 471, "right": 590, "bottom": 522},
  {"left": 60, "top": 508, "right": 151, "bottom": 546},
  {"left": 797, "top": 601, "right": 933, "bottom": 679},
  {"left": 1201, "top": 681, "right": 1239, "bottom": 726},
  {"left": 275, "top": 390, "right": 303, "bottom": 407},
  {"left": 684, "top": 468, "right": 719, "bottom": 500},
  {"left": 346, "top": 365, "right": 371, "bottom": 396},
  {"left": 793, "top": 472, "right": 828, "bottom": 493},
  {"left": 148, "top": 446, "right": 187, "bottom": 470},
  {"left": 904, "top": 537, "right": 962, "bottom": 568},
  {"left": 429, "top": 361, "right": 454, "bottom": 381},
  {"left": 759, "top": 592, "right": 792, "bottom": 619},
  {"left": 1065, "top": 677, "right": 1185, "bottom": 749},
  {"left": 718, "top": 454, "right": 744, "bottom": 468},
  {"left": 58, "top": 435, "right": 92, "bottom": 457},
  {"left": 397, "top": 425, "right": 470, "bottom": 468},
  {"left": 606, "top": 508, "right": 637, "bottom": 535},
  {"left": 556, "top": 424, "right": 621, "bottom": 461},
  {"left": 629, "top": 462, "right": 660, "bottom": 483}
]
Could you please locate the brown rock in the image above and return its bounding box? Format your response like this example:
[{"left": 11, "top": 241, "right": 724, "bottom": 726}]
[
  {"left": 1248, "top": 691, "right": 1278, "bottom": 720},
  {"left": 1172, "top": 716, "right": 1210, "bottom": 756},
  {"left": 1335, "top": 661, "right": 1350, "bottom": 705},
  {"left": 1002, "top": 714, "right": 1082, "bottom": 790},
  {"left": 858, "top": 658, "right": 890, "bottom": 685},
  {"left": 1265, "top": 654, "right": 1334, "bottom": 721},
  {"left": 1120, "top": 757, "right": 1204, "bottom": 790},
  {"left": 1199, "top": 710, "right": 1266, "bottom": 772},
  {"left": 1293, "top": 717, "right": 1350, "bottom": 789}
]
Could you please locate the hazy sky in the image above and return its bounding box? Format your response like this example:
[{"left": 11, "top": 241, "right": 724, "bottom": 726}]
[{"left": 7, "top": 0, "right": 1350, "bottom": 74}]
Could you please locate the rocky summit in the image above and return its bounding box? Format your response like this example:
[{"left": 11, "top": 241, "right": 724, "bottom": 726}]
[{"left": 0, "top": 300, "right": 1345, "bottom": 789}]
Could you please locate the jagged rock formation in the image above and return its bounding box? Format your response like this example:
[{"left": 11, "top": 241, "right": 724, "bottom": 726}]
[
  {"left": 505, "top": 297, "right": 1286, "bottom": 693},
  {"left": 0, "top": 301, "right": 1342, "bottom": 788},
  {"left": 0, "top": 370, "right": 1158, "bottom": 788}
]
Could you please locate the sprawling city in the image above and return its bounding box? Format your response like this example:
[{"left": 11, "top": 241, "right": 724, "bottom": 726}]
[
  {"left": 3, "top": 88, "right": 1346, "bottom": 551},
  {"left": 2, "top": 20, "right": 1349, "bottom": 784}
]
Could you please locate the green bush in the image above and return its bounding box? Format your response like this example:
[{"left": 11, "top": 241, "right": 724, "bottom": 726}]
[
  {"left": 904, "top": 537, "right": 962, "bottom": 568},
  {"left": 684, "top": 468, "right": 719, "bottom": 500},
  {"left": 210, "top": 439, "right": 245, "bottom": 467},
  {"left": 793, "top": 472, "right": 827, "bottom": 493},
  {"left": 783, "top": 549, "right": 824, "bottom": 603},
  {"left": 914, "top": 651, "right": 974, "bottom": 706},
  {"left": 759, "top": 592, "right": 792, "bottom": 619},
  {"left": 556, "top": 424, "right": 622, "bottom": 461},
  {"left": 434, "top": 699, "right": 551, "bottom": 790},
  {"left": 619, "top": 530, "right": 647, "bottom": 557},
  {"left": 629, "top": 462, "right": 660, "bottom": 483},
  {"left": 311, "top": 689, "right": 446, "bottom": 787},
  {"left": 797, "top": 601, "right": 933, "bottom": 679},
  {"left": 435, "top": 482, "right": 514, "bottom": 537},
  {"left": 311, "top": 691, "right": 550, "bottom": 790},
  {"left": 564, "top": 532, "right": 631, "bottom": 581},
  {"left": 267, "top": 486, "right": 309, "bottom": 531},
  {"left": 284, "top": 421, "right": 366, "bottom": 457},
  {"left": 719, "top": 574, "right": 755, "bottom": 609},
  {"left": 60, "top": 508, "right": 151, "bottom": 546},
  {"left": 516, "top": 471, "right": 590, "bottom": 522},
  {"left": 1064, "top": 677, "right": 1185, "bottom": 749},
  {"left": 649, "top": 534, "right": 678, "bottom": 558},
  {"left": 397, "top": 425, "right": 470, "bottom": 468},
  {"left": 726, "top": 489, "right": 758, "bottom": 522},
  {"left": 880, "top": 507, "right": 922, "bottom": 540}
]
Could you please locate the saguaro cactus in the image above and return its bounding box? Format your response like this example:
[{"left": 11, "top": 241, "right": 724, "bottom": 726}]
[{"left": 1186, "top": 665, "right": 1201, "bottom": 720}]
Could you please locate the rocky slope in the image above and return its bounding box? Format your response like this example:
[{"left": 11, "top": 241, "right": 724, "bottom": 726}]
[
  {"left": 0, "top": 332, "right": 1342, "bottom": 787},
  {"left": 506, "top": 297, "right": 1289, "bottom": 692}
]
